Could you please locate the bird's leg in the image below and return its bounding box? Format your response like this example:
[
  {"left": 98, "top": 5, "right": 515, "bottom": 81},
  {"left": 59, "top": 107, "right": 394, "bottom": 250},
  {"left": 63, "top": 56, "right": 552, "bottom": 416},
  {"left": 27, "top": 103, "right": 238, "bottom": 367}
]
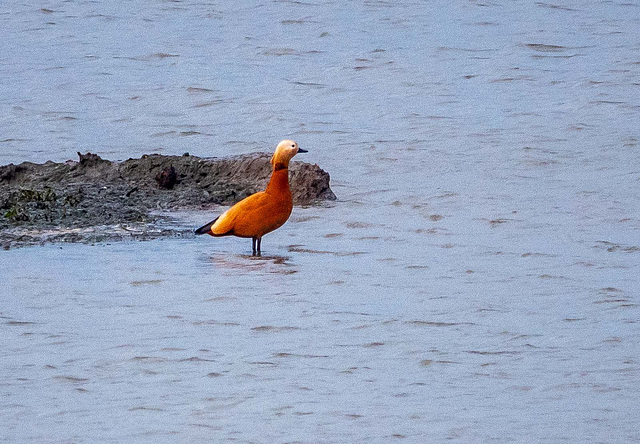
[
  {"left": 252, "top": 237, "right": 257, "bottom": 256},
  {"left": 256, "top": 237, "right": 262, "bottom": 256}
]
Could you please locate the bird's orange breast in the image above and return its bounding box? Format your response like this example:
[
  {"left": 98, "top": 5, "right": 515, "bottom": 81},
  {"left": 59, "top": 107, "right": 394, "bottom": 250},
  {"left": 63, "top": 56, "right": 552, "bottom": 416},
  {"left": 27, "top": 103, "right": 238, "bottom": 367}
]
[{"left": 210, "top": 168, "right": 293, "bottom": 238}]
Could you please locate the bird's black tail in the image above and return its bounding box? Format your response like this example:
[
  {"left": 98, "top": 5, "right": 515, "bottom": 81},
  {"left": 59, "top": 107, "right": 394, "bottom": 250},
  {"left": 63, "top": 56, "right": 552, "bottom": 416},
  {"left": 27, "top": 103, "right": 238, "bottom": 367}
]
[{"left": 195, "top": 217, "right": 219, "bottom": 235}]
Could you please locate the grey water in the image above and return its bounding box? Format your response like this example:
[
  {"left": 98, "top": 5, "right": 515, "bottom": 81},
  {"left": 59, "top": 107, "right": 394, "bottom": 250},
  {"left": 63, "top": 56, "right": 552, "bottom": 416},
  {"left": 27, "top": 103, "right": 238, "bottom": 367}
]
[{"left": 1, "top": 1, "right": 640, "bottom": 442}]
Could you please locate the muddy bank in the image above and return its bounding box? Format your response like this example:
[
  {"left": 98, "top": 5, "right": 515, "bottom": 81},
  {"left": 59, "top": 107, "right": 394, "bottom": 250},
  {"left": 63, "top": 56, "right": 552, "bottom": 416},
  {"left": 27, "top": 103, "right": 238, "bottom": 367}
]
[{"left": 0, "top": 152, "right": 335, "bottom": 248}]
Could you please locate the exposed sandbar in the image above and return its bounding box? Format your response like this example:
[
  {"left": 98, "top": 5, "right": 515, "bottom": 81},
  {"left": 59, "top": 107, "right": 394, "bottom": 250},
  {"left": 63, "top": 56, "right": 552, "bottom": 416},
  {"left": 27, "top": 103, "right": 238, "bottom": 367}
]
[{"left": 0, "top": 152, "right": 336, "bottom": 248}]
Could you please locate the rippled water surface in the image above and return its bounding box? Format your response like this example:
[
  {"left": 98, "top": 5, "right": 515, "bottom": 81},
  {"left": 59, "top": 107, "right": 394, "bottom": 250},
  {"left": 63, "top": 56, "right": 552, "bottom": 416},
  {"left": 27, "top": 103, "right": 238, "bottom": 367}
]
[{"left": 2, "top": 1, "right": 640, "bottom": 442}]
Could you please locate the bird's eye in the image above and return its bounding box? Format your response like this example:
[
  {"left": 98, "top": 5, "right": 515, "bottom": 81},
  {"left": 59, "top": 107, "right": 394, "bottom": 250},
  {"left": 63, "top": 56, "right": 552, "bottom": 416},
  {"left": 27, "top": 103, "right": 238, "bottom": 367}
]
[{"left": 291, "top": 144, "right": 295, "bottom": 148}]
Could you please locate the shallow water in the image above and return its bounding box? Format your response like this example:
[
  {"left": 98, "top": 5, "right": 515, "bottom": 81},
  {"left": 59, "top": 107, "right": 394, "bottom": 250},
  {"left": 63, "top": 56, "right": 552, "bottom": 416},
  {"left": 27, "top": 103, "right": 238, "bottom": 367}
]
[{"left": 1, "top": 1, "right": 640, "bottom": 443}]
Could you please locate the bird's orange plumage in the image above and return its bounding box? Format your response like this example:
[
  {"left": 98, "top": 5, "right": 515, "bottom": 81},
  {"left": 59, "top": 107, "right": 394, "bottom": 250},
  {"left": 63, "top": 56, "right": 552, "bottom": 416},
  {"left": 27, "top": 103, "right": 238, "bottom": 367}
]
[
  {"left": 195, "top": 139, "right": 306, "bottom": 255},
  {"left": 208, "top": 168, "right": 292, "bottom": 238}
]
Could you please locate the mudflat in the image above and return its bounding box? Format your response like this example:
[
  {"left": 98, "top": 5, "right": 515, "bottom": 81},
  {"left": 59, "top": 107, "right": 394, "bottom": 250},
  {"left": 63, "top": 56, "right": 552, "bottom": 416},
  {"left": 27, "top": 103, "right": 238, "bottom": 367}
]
[{"left": 0, "top": 152, "right": 335, "bottom": 248}]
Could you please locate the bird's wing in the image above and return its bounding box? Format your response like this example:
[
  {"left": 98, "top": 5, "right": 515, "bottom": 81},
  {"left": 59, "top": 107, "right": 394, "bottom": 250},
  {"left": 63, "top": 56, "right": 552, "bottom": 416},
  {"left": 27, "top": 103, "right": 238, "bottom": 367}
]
[{"left": 210, "top": 191, "right": 270, "bottom": 236}]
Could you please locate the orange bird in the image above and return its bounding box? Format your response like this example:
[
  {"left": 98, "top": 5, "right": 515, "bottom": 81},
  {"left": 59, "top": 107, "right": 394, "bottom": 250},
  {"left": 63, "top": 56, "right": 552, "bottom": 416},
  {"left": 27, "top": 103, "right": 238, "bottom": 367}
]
[{"left": 195, "top": 139, "right": 307, "bottom": 255}]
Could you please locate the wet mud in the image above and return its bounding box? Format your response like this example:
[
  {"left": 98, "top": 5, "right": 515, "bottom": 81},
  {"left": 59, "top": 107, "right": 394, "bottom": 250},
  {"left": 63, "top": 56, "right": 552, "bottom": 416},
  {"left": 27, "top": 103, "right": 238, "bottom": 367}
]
[{"left": 0, "top": 152, "right": 335, "bottom": 248}]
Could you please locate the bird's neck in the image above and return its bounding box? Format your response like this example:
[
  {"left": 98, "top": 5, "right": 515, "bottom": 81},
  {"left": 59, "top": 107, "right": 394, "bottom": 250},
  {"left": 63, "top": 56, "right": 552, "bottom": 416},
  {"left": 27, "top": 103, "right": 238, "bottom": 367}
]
[{"left": 266, "top": 163, "right": 291, "bottom": 196}]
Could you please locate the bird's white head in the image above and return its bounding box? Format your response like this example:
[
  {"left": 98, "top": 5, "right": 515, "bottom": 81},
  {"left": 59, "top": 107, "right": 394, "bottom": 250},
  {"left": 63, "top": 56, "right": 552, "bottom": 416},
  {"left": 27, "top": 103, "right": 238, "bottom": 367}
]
[{"left": 271, "top": 139, "right": 307, "bottom": 168}]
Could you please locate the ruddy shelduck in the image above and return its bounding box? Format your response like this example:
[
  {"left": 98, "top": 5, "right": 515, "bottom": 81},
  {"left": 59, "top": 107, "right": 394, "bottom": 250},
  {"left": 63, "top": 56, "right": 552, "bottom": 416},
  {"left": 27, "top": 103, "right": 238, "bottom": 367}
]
[{"left": 195, "top": 140, "right": 307, "bottom": 255}]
